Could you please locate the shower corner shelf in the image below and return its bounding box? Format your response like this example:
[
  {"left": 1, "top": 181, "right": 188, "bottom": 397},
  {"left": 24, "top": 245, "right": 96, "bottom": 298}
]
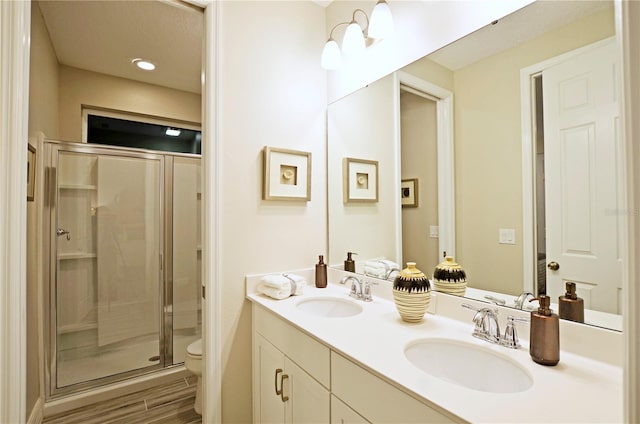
[{"left": 58, "top": 252, "right": 97, "bottom": 260}]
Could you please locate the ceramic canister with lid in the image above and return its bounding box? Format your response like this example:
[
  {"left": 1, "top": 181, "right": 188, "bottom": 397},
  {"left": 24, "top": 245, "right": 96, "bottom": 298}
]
[{"left": 392, "top": 262, "right": 431, "bottom": 322}]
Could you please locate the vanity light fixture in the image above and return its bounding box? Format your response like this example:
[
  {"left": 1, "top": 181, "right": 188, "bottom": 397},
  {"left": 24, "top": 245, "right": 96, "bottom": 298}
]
[
  {"left": 165, "top": 127, "right": 181, "bottom": 137},
  {"left": 131, "top": 58, "right": 156, "bottom": 71},
  {"left": 321, "top": 0, "right": 393, "bottom": 70}
]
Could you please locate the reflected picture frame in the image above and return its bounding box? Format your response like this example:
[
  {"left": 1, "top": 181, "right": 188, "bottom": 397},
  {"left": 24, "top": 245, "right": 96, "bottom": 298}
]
[
  {"left": 401, "top": 178, "right": 418, "bottom": 208},
  {"left": 262, "top": 146, "right": 311, "bottom": 201},
  {"left": 344, "top": 157, "right": 378, "bottom": 203},
  {"left": 27, "top": 143, "right": 36, "bottom": 202}
]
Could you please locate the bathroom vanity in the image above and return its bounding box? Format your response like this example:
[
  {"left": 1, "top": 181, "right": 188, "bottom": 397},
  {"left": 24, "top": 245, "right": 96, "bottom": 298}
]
[{"left": 247, "top": 269, "right": 622, "bottom": 423}]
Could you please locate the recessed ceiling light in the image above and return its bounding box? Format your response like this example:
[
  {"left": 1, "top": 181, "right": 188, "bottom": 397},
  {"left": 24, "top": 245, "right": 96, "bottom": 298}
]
[
  {"left": 165, "top": 128, "right": 181, "bottom": 137},
  {"left": 132, "top": 58, "right": 155, "bottom": 71}
]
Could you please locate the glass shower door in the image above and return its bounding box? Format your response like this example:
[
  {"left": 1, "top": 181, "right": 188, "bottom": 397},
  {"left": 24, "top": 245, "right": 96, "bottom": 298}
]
[{"left": 53, "top": 148, "right": 163, "bottom": 390}]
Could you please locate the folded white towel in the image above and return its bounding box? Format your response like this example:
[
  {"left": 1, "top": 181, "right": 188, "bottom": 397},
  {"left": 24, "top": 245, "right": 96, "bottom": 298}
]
[
  {"left": 363, "top": 266, "right": 400, "bottom": 281},
  {"left": 363, "top": 259, "right": 399, "bottom": 271},
  {"left": 258, "top": 274, "right": 307, "bottom": 299},
  {"left": 363, "top": 267, "right": 387, "bottom": 279}
]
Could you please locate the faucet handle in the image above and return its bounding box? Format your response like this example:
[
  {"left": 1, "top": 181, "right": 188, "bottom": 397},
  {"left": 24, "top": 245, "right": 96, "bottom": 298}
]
[
  {"left": 484, "top": 295, "right": 506, "bottom": 306},
  {"left": 500, "top": 315, "right": 529, "bottom": 349}
]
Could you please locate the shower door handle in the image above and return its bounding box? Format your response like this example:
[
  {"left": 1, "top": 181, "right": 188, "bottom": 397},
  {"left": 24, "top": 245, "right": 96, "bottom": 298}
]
[{"left": 56, "top": 228, "right": 71, "bottom": 241}]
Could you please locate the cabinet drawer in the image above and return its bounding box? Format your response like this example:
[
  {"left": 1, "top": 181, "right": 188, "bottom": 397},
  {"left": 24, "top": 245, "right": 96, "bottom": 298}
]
[
  {"left": 331, "top": 352, "right": 458, "bottom": 423},
  {"left": 254, "top": 305, "right": 330, "bottom": 388},
  {"left": 331, "top": 394, "right": 370, "bottom": 424}
]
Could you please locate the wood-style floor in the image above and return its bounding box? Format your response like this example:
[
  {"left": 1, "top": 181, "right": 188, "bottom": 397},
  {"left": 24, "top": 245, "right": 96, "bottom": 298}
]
[{"left": 43, "top": 376, "right": 201, "bottom": 424}]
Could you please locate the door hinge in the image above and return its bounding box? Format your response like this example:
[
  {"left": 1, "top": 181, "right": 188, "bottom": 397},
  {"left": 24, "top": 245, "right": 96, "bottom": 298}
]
[{"left": 202, "top": 285, "right": 205, "bottom": 299}]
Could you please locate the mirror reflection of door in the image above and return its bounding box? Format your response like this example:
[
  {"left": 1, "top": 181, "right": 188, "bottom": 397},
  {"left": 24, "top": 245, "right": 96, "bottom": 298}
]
[
  {"left": 535, "top": 38, "right": 622, "bottom": 315},
  {"left": 400, "top": 88, "right": 439, "bottom": 274}
]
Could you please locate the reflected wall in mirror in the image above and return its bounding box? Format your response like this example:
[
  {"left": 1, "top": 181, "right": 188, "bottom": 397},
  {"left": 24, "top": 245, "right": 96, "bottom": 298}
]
[{"left": 327, "top": 0, "right": 624, "bottom": 331}]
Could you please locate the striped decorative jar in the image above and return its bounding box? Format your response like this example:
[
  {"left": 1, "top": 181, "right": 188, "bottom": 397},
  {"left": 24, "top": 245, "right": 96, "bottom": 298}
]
[
  {"left": 392, "top": 262, "right": 431, "bottom": 323},
  {"left": 433, "top": 256, "right": 467, "bottom": 296}
]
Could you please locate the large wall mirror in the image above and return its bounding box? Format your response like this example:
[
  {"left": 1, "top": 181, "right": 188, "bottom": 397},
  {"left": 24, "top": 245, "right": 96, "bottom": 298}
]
[{"left": 327, "top": 0, "right": 624, "bottom": 331}]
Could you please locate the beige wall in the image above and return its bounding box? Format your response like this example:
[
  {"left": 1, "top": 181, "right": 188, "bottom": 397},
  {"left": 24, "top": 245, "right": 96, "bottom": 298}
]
[
  {"left": 401, "top": 92, "right": 439, "bottom": 273},
  {"left": 454, "top": 7, "right": 615, "bottom": 295},
  {"left": 328, "top": 74, "right": 399, "bottom": 267},
  {"left": 58, "top": 65, "right": 201, "bottom": 142},
  {"left": 27, "top": 1, "right": 60, "bottom": 415},
  {"left": 218, "top": 2, "right": 327, "bottom": 422}
]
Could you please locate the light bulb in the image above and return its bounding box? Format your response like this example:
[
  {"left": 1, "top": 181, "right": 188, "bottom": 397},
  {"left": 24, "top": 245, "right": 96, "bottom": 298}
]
[
  {"left": 321, "top": 39, "right": 342, "bottom": 70},
  {"left": 368, "top": 0, "right": 394, "bottom": 39},
  {"left": 342, "top": 21, "right": 365, "bottom": 56},
  {"left": 132, "top": 58, "right": 156, "bottom": 71}
]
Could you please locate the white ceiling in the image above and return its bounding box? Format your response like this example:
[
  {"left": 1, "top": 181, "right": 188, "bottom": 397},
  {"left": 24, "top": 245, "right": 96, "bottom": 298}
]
[
  {"left": 37, "top": 0, "right": 203, "bottom": 94},
  {"left": 428, "top": 0, "right": 612, "bottom": 71}
]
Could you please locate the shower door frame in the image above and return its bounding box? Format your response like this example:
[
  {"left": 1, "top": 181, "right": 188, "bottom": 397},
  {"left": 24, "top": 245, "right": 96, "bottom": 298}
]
[{"left": 43, "top": 140, "right": 199, "bottom": 399}]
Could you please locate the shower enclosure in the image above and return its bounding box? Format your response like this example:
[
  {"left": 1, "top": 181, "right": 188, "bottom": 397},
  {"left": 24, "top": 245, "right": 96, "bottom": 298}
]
[{"left": 43, "top": 140, "right": 202, "bottom": 398}]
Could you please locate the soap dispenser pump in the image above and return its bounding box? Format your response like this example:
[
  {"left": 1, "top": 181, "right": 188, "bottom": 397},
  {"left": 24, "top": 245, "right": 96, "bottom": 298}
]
[
  {"left": 529, "top": 295, "right": 559, "bottom": 366},
  {"left": 344, "top": 252, "right": 357, "bottom": 272},
  {"left": 558, "top": 282, "right": 584, "bottom": 323},
  {"left": 315, "top": 255, "right": 327, "bottom": 288}
]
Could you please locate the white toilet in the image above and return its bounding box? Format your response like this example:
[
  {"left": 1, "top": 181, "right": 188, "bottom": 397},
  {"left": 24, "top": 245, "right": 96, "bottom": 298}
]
[{"left": 185, "top": 338, "right": 203, "bottom": 415}]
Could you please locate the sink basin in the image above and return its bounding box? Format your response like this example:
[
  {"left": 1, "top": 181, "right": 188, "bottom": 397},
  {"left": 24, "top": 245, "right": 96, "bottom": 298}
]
[
  {"left": 404, "top": 339, "right": 533, "bottom": 393},
  {"left": 296, "top": 297, "right": 363, "bottom": 318}
]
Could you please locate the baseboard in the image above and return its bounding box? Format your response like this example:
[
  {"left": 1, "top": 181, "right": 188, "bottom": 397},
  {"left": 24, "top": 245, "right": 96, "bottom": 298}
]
[{"left": 27, "top": 397, "right": 44, "bottom": 424}]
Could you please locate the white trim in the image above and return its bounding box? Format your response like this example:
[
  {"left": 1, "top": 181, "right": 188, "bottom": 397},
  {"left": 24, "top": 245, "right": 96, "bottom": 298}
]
[
  {"left": 27, "top": 397, "right": 43, "bottom": 424},
  {"left": 0, "top": 1, "right": 30, "bottom": 423},
  {"left": 520, "top": 36, "right": 617, "bottom": 294},
  {"left": 618, "top": 1, "right": 639, "bottom": 422},
  {"left": 396, "top": 71, "right": 456, "bottom": 260},
  {"left": 202, "top": 2, "right": 222, "bottom": 423}
]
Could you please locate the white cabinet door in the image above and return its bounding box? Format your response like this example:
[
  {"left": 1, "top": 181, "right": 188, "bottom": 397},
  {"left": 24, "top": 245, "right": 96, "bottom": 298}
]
[
  {"left": 254, "top": 334, "right": 330, "bottom": 424},
  {"left": 255, "top": 334, "right": 286, "bottom": 424},
  {"left": 285, "top": 357, "right": 330, "bottom": 424},
  {"left": 331, "top": 394, "right": 370, "bottom": 424}
]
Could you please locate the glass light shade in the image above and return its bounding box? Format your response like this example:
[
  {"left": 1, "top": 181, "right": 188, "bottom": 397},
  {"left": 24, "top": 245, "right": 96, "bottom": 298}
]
[
  {"left": 321, "top": 39, "right": 342, "bottom": 70},
  {"left": 342, "top": 21, "right": 366, "bottom": 56},
  {"left": 368, "top": 0, "right": 394, "bottom": 39}
]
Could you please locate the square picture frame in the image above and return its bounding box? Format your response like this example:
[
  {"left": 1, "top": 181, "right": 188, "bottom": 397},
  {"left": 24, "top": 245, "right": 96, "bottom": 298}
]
[
  {"left": 262, "top": 146, "right": 311, "bottom": 201},
  {"left": 27, "top": 143, "right": 36, "bottom": 202},
  {"left": 343, "top": 157, "right": 378, "bottom": 203},
  {"left": 401, "top": 178, "right": 418, "bottom": 208}
]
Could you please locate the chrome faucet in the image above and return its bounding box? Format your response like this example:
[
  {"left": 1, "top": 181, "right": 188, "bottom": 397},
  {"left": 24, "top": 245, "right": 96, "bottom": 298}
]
[
  {"left": 500, "top": 315, "right": 529, "bottom": 349},
  {"left": 339, "top": 275, "right": 375, "bottom": 302},
  {"left": 462, "top": 304, "right": 500, "bottom": 344},
  {"left": 514, "top": 291, "right": 535, "bottom": 310}
]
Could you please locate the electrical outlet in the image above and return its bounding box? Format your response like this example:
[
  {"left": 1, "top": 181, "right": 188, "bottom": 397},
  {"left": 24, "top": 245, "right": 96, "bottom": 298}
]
[
  {"left": 499, "top": 228, "right": 516, "bottom": 244},
  {"left": 429, "top": 225, "right": 439, "bottom": 238}
]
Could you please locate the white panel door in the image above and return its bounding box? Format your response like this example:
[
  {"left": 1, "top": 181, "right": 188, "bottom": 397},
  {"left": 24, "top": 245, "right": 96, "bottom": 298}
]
[{"left": 543, "top": 39, "right": 622, "bottom": 314}]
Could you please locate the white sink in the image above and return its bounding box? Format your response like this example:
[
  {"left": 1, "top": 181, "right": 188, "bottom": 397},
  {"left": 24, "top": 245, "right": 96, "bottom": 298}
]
[
  {"left": 296, "top": 297, "right": 363, "bottom": 318},
  {"left": 404, "top": 339, "right": 533, "bottom": 393}
]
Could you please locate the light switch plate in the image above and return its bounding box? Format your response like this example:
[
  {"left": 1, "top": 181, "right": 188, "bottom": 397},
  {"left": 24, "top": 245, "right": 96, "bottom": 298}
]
[
  {"left": 499, "top": 228, "right": 516, "bottom": 244},
  {"left": 429, "top": 225, "right": 439, "bottom": 238}
]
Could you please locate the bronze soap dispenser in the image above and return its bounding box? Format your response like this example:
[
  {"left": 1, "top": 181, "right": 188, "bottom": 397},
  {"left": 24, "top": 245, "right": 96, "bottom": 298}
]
[
  {"left": 529, "top": 295, "right": 560, "bottom": 366},
  {"left": 558, "top": 282, "right": 584, "bottom": 323}
]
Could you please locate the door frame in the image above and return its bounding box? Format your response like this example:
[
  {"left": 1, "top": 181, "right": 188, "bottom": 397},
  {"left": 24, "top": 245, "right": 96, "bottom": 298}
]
[
  {"left": 0, "top": 1, "right": 221, "bottom": 423},
  {"left": 519, "top": 37, "right": 617, "bottom": 295}
]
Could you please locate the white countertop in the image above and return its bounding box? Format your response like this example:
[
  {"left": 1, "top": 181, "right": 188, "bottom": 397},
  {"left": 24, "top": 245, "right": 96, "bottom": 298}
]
[{"left": 246, "top": 270, "right": 623, "bottom": 423}]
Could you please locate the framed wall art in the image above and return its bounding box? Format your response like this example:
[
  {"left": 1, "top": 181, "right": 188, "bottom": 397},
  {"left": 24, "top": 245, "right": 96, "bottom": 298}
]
[
  {"left": 262, "top": 146, "right": 311, "bottom": 201},
  {"left": 401, "top": 178, "right": 418, "bottom": 208},
  {"left": 27, "top": 143, "right": 36, "bottom": 202},
  {"left": 343, "top": 157, "right": 378, "bottom": 203}
]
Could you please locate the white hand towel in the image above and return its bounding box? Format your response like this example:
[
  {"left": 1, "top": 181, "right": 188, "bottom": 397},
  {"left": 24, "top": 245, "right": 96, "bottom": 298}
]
[
  {"left": 363, "top": 259, "right": 400, "bottom": 271},
  {"left": 258, "top": 274, "right": 306, "bottom": 299}
]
